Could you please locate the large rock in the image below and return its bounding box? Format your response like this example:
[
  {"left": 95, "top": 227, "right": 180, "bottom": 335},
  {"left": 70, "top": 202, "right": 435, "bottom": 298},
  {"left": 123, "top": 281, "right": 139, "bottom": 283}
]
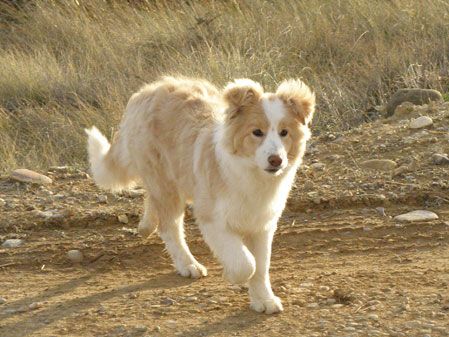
[
  {"left": 394, "top": 210, "right": 438, "bottom": 222},
  {"left": 409, "top": 116, "right": 433, "bottom": 129},
  {"left": 2, "top": 239, "right": 24, "bottom": 248},
  {"left": 386, "top": 88, "right": 442, "bottom": 117},
  {"left": 11, "top": 169, "right": 52, "bottom": 185},
  {"left": 360, "top": 159, "right": 397, "bottom": 172}
]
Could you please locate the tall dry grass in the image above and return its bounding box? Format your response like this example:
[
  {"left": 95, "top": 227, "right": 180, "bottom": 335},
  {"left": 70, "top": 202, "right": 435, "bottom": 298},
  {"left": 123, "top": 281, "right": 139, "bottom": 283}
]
[{"left": 0, "top": 0, "right": 448, "bottom": 172}]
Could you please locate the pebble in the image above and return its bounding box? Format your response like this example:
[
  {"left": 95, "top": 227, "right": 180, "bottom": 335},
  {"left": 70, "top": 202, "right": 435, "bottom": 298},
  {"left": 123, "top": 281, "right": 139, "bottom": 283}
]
[
  {"left": 0, "top": 198, "right": 5, "bottom": 207},
  {"left": 2, "top": 239, "right": 24, "bottom": 248},
  {"left": 10, "top": 169, "right": 52, "bottom": 185},
  {"left": 326, "top": 298, "right": 337, "bottom": 305},
  {"left": 432, "top": 153, "right": 449, "bottom": 165},
  {"left": 35, "top": 210, "right": 66, "bottom": 220},
  {"left": 125, "top": 189, "right": 146, "bottom": 198},
  {"left": 97, "top": 195, "right": 108, "bottom": 203},
  {"left": 367, "top": 314, "right": 379, "bottom": 320},
  {"left": 166, "top": 320, "right": 177, "bottom": 328},
  {"left": 67, "top": 250, "right": 84, "bottom": 263},
  {"left": 161, "top": 297, "right": 176, "bottom": 305},
  {"left": 319, "top": 286, "right": 330, "bottom": 291},
  {"left": 311, "top": 162, "right": 325, "bottom": 171},
  {"left": 331, "top": 304, "right": 344, "bottom": 309},
  {"left": 409, "top": 116, "right": 433, "bottom": 129},
  {"left": 360, "top": 159, "right": 397, "bottom": 171},
  {"left": 394, "top": 210, "right": 438, "bottom": 222},
  {"left": 185, "top": 296, "right": 198, "bottom": 302},
  {"left": 307, "top": 303, "right": 319, "bottom": 308},
  {"left": 0, "top": 297, "right": 6, "bottom": 304},
  {"left": 117, "top": 214, "right": 129, "bottom": 224},
  {"left": 300, "top": 282, "right": 314, "bottom": 288},
  {"left": 28, "top": 302, "right": 43, "bottom": 310},
  {"left": 375, "top": 207, "right": 386, "bottom": 217},
  {"left": 134, "top": 325, "right": 148, "bottom": 333}
]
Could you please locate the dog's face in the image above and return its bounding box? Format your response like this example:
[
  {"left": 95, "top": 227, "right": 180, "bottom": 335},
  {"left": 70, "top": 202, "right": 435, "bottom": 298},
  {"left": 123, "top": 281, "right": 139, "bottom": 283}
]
[{"left": 223, "top": 79, "right": 315, "bottom": 176}]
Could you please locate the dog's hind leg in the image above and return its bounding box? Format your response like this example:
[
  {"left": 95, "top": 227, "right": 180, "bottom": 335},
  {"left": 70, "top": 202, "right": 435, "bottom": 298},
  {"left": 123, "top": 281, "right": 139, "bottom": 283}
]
[
  {"left": 138, "top": 195, "right": 158, "bottom": 238},
  {"left": 150, "top": 189, "right": 207, "bottom": 279}
]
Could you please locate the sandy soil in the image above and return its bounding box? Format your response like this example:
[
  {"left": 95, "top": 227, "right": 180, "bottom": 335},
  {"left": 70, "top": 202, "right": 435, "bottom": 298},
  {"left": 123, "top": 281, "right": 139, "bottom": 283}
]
[{"left": 1, "top": 103, "right": 448, "bottom": 337}]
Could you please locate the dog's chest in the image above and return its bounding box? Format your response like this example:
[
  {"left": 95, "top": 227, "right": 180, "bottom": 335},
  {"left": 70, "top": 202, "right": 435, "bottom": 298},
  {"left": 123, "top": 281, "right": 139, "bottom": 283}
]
[{"left": 217, "top": 187, "right": 288, "bottom": 232}]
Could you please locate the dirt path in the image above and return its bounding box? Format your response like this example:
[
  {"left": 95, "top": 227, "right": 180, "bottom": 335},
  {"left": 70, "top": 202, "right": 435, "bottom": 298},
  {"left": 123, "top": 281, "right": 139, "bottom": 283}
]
[{"left": 1, "top": 103, "right": 449, "bottom": 336}]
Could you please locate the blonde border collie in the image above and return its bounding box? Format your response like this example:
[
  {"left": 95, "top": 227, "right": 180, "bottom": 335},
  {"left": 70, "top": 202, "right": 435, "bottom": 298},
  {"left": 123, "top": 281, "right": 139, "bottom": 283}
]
[{"left": 85, "top": 77, "right": 315, "bottom": 314}]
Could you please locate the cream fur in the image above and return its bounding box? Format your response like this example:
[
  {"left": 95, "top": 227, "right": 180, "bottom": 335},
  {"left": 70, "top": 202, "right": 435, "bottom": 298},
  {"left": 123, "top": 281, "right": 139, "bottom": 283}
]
[{"left": 85, "top": 76, "right": 315, "bottom": 314}]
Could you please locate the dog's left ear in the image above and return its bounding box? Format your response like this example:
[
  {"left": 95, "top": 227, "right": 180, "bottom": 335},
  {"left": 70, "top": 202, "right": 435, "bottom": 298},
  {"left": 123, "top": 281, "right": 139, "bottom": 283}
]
[
  {"left": 223, "top": 79, "right": 263, "bottom": 118},
  {"left": 276, "top": 79, "right": 315, "bottom": 125}
]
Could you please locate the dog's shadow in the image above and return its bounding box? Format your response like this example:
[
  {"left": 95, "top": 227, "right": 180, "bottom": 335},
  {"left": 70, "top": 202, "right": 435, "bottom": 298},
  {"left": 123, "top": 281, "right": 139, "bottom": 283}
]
[
  {"left": 179, "top": 309, "right": 272, "bottom": 337},
  {"left": 0, "top": 272, "right": 192, "bottom": 337}
]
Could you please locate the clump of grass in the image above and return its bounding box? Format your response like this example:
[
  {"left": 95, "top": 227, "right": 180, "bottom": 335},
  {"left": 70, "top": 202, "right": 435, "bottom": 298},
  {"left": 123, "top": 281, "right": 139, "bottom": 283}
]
[{"left": 0, "top": 0, "right": 448, "bottom": 172}]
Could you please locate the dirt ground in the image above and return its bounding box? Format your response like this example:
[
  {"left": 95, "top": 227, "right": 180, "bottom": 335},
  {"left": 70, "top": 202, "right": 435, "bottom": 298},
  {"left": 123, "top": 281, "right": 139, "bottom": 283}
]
[{"left": 1, "top": 103, "right": 448, "bottom": 337}]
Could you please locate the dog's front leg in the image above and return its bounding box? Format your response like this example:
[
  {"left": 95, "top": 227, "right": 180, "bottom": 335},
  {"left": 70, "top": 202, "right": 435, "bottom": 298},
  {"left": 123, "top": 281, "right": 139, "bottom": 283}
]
[
  {"left": 247, "top": 228, "right": 283, "bottom": 314},
  {"left": 200, "top": 224, "right": 256, "bottom": 284}
]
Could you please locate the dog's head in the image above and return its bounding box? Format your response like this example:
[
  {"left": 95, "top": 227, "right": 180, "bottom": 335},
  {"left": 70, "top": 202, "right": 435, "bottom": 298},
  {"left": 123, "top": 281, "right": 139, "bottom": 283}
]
[{"left": 222, "top": 78, "right": 315, "bottom": 176}]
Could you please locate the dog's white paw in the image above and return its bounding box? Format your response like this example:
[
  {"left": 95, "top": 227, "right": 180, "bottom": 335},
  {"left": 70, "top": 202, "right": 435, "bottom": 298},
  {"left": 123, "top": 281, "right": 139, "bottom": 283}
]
[
  {"left": 250, "top": 296, "right": 283, "bottom": 314},
  {"left": 138, "top": 220, "right": 157, "bottom": 238},
  {"left": 176, "top": 261, "right": 208, "bottom": 279}
]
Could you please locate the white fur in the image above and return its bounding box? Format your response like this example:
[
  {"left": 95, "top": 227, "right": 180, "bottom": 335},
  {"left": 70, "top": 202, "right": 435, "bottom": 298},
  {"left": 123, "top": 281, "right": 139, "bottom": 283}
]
[
  {"left": 256, "top": 97, "right": 288, "bottom": 174},
  {"left": 85, "top": 127, "right": 113, "bottom": 188}
]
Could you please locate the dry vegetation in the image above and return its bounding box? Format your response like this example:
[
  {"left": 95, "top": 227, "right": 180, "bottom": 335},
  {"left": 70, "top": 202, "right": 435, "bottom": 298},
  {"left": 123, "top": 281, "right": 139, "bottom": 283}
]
[{"left": 0, "top": 0, "right": 448, "bottom": 172}]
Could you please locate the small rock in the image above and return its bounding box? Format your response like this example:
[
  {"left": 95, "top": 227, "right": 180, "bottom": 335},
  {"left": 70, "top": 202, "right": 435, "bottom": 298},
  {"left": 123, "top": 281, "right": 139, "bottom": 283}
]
[
  {"left": 35, "top": 209, "right": 66, "bottom": 220},
  {"left": 166, "top": 320, "right": 177, "bottom": 327},
  {"left": 97, "top": 195, "right": 108, "bottom": 203},
  {"left": 300, "top": 282, "right": 314, "bottom": 288},
  {"left": 185, "top": 296, "right": 198, "bottom": 302},
  {"left": 432, "top": 153, "right": 449, "bottom": 165},
  {"left": 161, "top": 297, "right": 176, "bottom": 306},
  {"left": 49, "top": 166, "right": 72, "bottom": 173},
  {"left": 0, "top": 297, "right": 6, "bottom": 305},
  {"left": 326, "top": 298, "right": 336, "bottom": 305},
  {"left": 375, "top": 207, "right": 386, "bottom": 217},
  {"left": 67, "top": 250, "right": 84, "bottom": 263},
  {"left": 0, "top": 198, "right": 5, "bottom": 207},
  {"left": 124, "top": 189, "right": 146, "bottom": 198},
  {"left": 28, "top": 302, "right": 43, "bottom": 310},
  {"left": 331, "top": 304, "right": 344, "bottom": 309},
  {"left": 10, "top": 169, "right": 52, "bottom": 185},
  {"left": 386, "top": 88, "right": 442, "bottom": 116},
  {"left": 360, "top": 159, "right": 397, "bottom": 172},
  {"left": 118, "top": 214, "right": 129, "bottom": 224},
  {"left": 409, "top": 116, "right": 433, "bottom": 129},
  {"left": 134, "top": 325, "right": 148, "bottom": 333},
  {"left": 394, "top": 210, "right": 438, "bottom": 222},
  {"left": 306, "top": 303, "right": 319, "bottom": 308},
  {"left": 2, "top": 239, "right": 24, "bottom": 248},
  {"left": 319, "top": 286, "right": 330, "bottom": 291},
  {"left": 367, "top": 313, "right": 379, "bottom": 320},
  {"left": 310, "top": 162, "right": 325, "bottom": 171}
]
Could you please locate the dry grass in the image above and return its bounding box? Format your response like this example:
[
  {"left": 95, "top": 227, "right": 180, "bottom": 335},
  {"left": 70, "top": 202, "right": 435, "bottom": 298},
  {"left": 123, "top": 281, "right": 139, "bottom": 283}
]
[{"left": 1, "top": 0, "right": 448, "bottom": 172}]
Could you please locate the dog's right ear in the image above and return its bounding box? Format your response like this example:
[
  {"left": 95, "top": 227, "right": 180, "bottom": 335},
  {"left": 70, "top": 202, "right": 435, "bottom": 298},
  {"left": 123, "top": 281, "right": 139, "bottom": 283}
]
[{"left": 223, "top": 79, "right": 263, "bottom": 118}]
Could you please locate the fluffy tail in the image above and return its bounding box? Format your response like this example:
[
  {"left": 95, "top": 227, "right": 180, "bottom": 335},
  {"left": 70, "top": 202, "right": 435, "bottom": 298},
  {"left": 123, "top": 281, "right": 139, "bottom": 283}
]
[{"left": 85, "top": 126, "right": 135, "bottom": 191}]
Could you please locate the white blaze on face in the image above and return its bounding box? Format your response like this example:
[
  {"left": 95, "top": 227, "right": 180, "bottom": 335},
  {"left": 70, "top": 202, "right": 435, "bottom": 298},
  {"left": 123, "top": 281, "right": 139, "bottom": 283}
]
[{"left": 256, "top": 96, "right": 288, "bottom": 173}]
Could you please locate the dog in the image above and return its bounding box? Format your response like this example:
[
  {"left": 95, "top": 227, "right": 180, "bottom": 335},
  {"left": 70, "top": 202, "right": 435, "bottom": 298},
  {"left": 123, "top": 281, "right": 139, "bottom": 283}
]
[{"left": 85, "top": 76, "right": 315, "bottom": 314}]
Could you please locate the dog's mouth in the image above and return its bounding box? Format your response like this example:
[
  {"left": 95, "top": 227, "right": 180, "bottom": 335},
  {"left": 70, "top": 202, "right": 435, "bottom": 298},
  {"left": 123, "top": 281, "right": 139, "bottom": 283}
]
[{"left": 264, "top": 167, "right": 282, "bottom": 174}]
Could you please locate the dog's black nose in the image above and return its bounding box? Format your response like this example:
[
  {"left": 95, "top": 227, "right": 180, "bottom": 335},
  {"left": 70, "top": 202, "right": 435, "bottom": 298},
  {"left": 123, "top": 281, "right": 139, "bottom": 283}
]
[{"left": 268, "top": 155, "right": 282, "bottom": 167}]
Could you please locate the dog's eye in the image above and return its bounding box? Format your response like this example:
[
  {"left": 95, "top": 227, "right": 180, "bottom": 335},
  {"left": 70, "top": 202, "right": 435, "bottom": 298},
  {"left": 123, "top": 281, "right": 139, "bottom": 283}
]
[
  {"left": 252, "top": 129, "right": 264, "bottom": 137},
  {"left": 280, "top": 129, "right": 288, "bottom": 137}
]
